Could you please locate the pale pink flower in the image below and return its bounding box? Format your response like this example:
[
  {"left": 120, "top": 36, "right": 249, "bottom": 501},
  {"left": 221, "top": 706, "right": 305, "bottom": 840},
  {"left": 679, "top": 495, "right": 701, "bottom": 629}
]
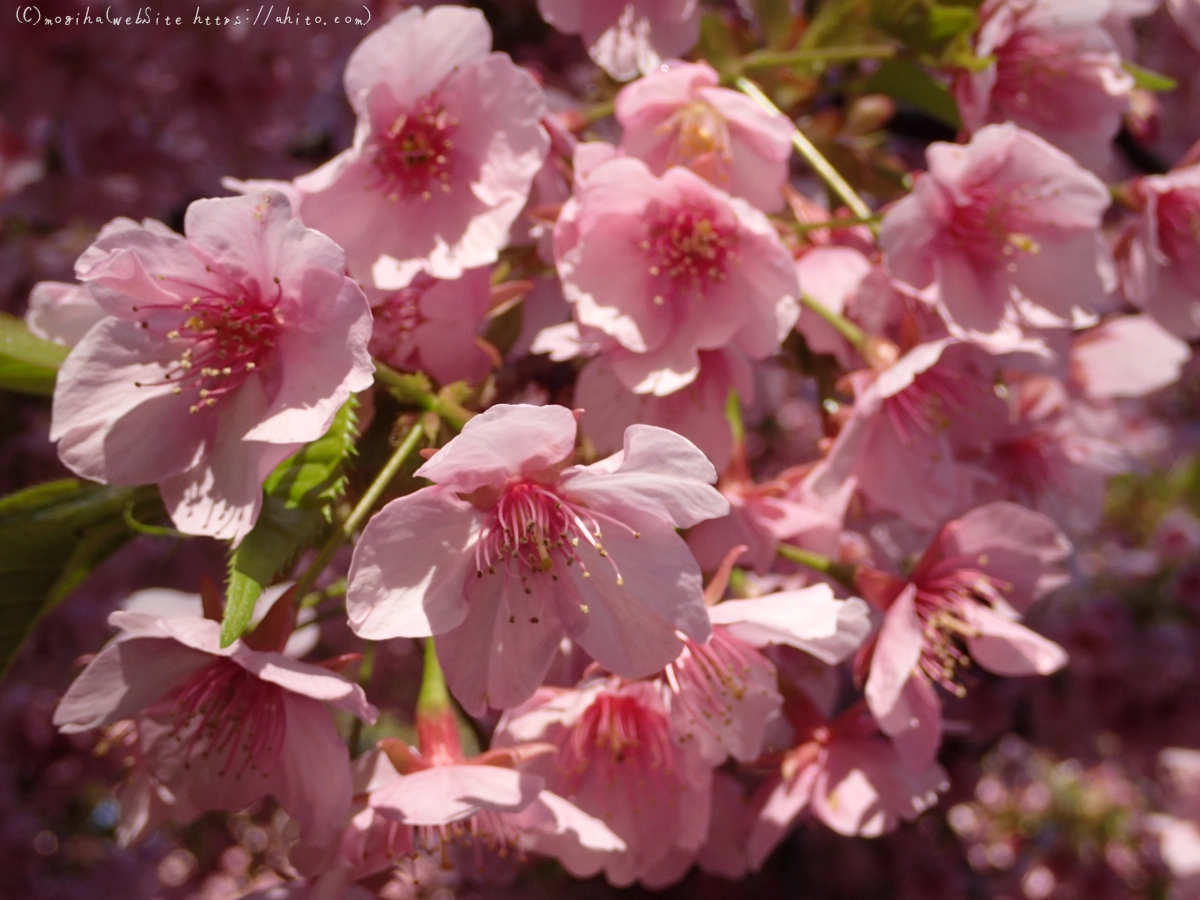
[
  {"left": 360, "top": 743, "right": 624, "bottom": 869},
  {"left": 345, "top": 404, "right": 728, "bottom": 714},
  {"left": 862, "top": 503, "right": 1071, "bottom": 769},
  {"left": 968, "top": 375, "right": 1128, "bottom": 533},
  {"left": 806, "top": 340, "right": 1006, "bottom": 531},
  {"left": 616, "top": 60, "right": 794, "bottom": 211},
  {"left": 494, "top": 678, "right": 714, "bottom": 887},
  {"left": 747, "top": 703, "right": 948, "bottom": 864},
  {"left": 1119, "top": 165, "right": 1200, "bottom": 339},
  {"left": 555, "top": 154, "right": 799, "bottom": 395},
  {"left": 293, "top": 6, "right": 549, "bottom": 289},
  {"left": 666, "top": 583, "right": 870, "bottom": 765},
  {"left": 879, "top": 123, "right": 1113, "bottom": 338},
  {"left": 367, "top": 268, "right": 495, "bottom": 386},
  {"left": 25, "top": 281, "right": 106, "bottom": 348},
  {"left": 53, "top": 606, "right": 377, "bottom": 847},
  {"left": 49, "top": 192, "right": 374, "bottom": 543},
  {"left": 574, "top": 347, "right": 755, "bottom": 473},
  {"left": 537, "top": 0, "right": 701, "bottom": 81},
  {"left": 954, "top": 0, "right": 1134, "bottom": 170}
]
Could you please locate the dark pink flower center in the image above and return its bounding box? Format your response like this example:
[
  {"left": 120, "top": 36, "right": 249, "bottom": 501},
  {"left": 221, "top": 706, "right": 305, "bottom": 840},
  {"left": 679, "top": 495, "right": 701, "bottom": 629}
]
[
  {"left": 475, "top": 480, "right": 626, "bottom": 599},
  {"left": 882, "top": 365, "right": 969, "bottom": 443},
  {"left": 372, "top": 95, "right": 458, "bottom": 201},
  {"left": 1155, "top": 187, "right": 1200, "bottom": 266},
  {"left": 135, "top": 271, "right": 281, "bottom": 414},
  {"left": 369, "top": 275, "right": 434, "bottom": 364},
  {"left": 557, "top": 691, "right": 683, "bottom": 799},
  {"left": 911, "top": 567, "right": 1007, "bottom": 695},
  {"left": 947, "top": 185, "right": 1040, "bottom": 267},
  {"left": 642, "top": 199, "right": 739, "bottom": 295},
  {"left": 166, "top": 658, "right": 286, "bottom": 778}
]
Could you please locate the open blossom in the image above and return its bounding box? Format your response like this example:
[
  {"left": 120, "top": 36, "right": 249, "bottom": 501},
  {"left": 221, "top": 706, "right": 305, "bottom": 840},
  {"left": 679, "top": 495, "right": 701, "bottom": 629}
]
[
  {"left": 537, "top": 0, "right": 701, "bottom": 81},
  {"left": 616, "top": 60, "right": 794, "bottom": 211},
  {"left": 555, "top": 154, "right": 799, "bottom": 395},
  {"left": 1119, "top": 165, "right": 1200, "bottom": 339},
  {"left": 861, "top": 503, "right": 1071, "bottom": 769},
  {"left": 49, "top": 192, "right": 374, "bottom": 542},
  {"left": 955, "top": 0, "right": 1133, "bottom": 170},
  {"left": 52, "top": 603, "right": 377, "bottom": 847},
  {"left": 879, "top": 123, "right": 1113, "bottom": 338},
  {"left": 495, "top": 678, "right": 714, "bottom": 887},
  {"left": 667, "top": 582, "right": 871, "bottom": 765},
  {"left": 367, "top": 268, "right": 495, "bottom": 386},
  {"left": 359, "top": 738, "right": 623, "bottom": 871},
  {"left": 292, "top": 5, "right": 549, "bottom": 289},
  {"left": 806, "top": 339, "right": 1006, "bottom": 531},
  {"left": 747, "top": 702, "right": 949, "bottom": 865},
  {"left": 346, "top": 404, "right": 729, "bottom": 714}
]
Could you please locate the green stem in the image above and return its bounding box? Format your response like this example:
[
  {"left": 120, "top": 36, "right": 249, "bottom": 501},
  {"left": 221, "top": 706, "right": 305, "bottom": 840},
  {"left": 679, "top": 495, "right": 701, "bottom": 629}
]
[
  {"left": 799, "top": 293, "right": 868, "bottom": 352},
  {"left": 777, "top": 543, "right": 858, "bottom": 591},
  {"left": 741, "top": 44, "right": 897, "bottom": 71},
  {"left": 292, "top": 420, "right": 426, "bottom": 600},
  {"left": 735, "top": 76, "right": 874, "bottom": 221},
  {"left": 580, "top": 99, "right": 616, "bottom": 125},
  {"left": 791, "top": 213, "right": 882, "bottom": 235},
  {"left": 373, "top": 361, "right": 473, "bottom": 431}
]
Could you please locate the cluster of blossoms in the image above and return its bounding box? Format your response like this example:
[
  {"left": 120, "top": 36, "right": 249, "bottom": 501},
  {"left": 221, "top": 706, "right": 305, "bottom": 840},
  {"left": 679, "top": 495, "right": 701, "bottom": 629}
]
[{"left": 5, "top": 0, "right": 1200, "bottom": 897}]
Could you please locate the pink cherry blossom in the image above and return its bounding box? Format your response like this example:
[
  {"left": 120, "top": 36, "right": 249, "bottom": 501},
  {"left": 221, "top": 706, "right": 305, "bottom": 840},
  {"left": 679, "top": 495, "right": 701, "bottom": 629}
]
[
  {"left": 574, "top": 347, "right": 755, "bottom": 474},
  {"left": 537, "top": 0, "right": 701, "bottom": 81},
  {"left": 49, "top": 191, "right": 374, "bottom": 543},
  {"left": 554, "top": 154, "right": 799, "bottom": 395},
  {"left": 364, "top": 746, "right": 624, "bottom": 868},
  {"left": 806, "top": 339, "right": 1005, "bottom": 531},
  {"left": 367, "top": 268, "right": 495, "bottom": 386},
  {"left": 52, "top": 606, "right": 377, "bottom": 847},
  {"left": 879, "top": 123, "right": 1113, "bottom": 338},
  {"left": 862, "top": 503, "right": 1071, "bottom": 769},
  {"left": 25, "top": 281, "right": 105, "bottom": 347},
  {"left": 346, "top": 404, "right": 728, "bottom": 714},
  {"left": 292, "top": 6, "right": 549, "bottom": 289},
  {"left": 955, "top": 0, "right": 1134, "bottom": 170},
  {"left": 747, "top": 703, "right": 948, "bottom": 865},
  {"left": 616, "top": 60, "right": 794, "bottom": 211},
  {"left": 967, "top": 374, "right": 1128, "bottom": 533},
  {"left": 1119, "top": 165, "right": 1200, "bottom": 339},
  {"left": 667, "top": 583, "right": 870, "bottom": 765},
  {"left": 494, "top": 678, "right": 714, "bottom": 887}
]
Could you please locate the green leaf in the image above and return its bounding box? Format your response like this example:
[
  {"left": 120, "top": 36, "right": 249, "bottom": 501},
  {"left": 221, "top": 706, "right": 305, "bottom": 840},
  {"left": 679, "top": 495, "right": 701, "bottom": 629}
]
[
  {"left": 1124, "top": 61, "right": 1177, "bottom": 92},
  {"left": 0, "top": 313, "right": 68, "bottom": 396},
  {"left": 863, "top": 58, "right": 962, "bottom": 128},
  {"left": 870, "top": 0, "right": 978, "bottom": 58},
  {"left": 0, "top": 479, "right": 161, "bottom": 679},
  {"left": 222, "top": 398, "right": 359, "bottom": 646}
]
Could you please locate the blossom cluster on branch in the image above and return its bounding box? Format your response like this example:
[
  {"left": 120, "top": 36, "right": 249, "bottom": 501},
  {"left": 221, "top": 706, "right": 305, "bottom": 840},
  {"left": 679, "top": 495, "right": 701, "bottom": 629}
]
[{"left": 5, "top": 0, "right": 1200, "bottom": 898}]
